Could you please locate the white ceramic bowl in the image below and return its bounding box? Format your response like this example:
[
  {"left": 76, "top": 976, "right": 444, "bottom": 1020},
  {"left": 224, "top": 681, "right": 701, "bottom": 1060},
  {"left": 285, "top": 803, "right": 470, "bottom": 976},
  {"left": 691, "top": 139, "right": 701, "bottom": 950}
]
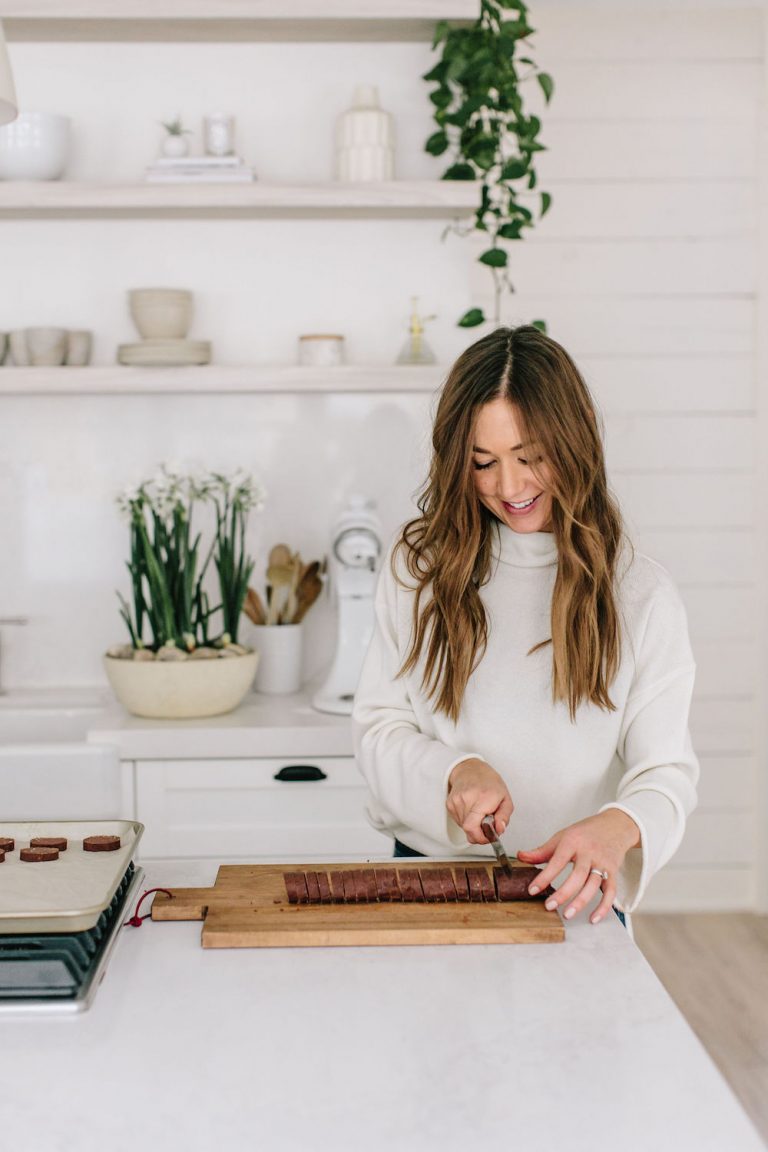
[
  {"left": 103, "top": 651, "right": 258, "bottom": 719},
  {"left": 129, "top": 288, "right": 193, "bottom": 340},
  {"left": 0, "top": 112, "right": 70, "bottom": 181}
]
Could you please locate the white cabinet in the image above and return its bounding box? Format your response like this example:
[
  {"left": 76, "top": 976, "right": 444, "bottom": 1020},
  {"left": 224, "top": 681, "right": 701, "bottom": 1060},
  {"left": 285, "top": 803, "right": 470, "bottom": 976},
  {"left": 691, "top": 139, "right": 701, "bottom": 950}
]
[{"left": 134, "top": 755, "right": 390, "bottom": 860}]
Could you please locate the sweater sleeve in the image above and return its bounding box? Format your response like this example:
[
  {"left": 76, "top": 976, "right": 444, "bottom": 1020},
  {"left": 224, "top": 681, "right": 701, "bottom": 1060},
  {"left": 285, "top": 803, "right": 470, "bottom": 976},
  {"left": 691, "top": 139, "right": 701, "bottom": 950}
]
[
  {"left": 599, "top": 572, "right": 699, "bottom": 912},
  {"left": 352, "top": 546, "right": 482, "bottom": 849}
]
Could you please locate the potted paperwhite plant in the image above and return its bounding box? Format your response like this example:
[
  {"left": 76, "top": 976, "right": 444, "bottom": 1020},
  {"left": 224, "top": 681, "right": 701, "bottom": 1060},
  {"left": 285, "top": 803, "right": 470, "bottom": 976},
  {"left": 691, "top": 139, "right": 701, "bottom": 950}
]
[{"left": 104, "top": 465, "right": 265, "bottom": 719}]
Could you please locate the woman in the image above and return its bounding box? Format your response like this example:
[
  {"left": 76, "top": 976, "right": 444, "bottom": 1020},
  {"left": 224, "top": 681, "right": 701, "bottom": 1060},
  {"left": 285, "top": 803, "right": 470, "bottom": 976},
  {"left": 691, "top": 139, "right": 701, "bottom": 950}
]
[{"left": 352, "top": 325, "right": 698, "bottom": 931}]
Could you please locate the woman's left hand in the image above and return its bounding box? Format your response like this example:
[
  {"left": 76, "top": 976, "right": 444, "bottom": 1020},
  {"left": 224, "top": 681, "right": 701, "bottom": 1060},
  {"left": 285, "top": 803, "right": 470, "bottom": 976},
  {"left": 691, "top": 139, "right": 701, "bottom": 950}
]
[{"left": 516, "top": 810, "right": 641, "bottom": 924}]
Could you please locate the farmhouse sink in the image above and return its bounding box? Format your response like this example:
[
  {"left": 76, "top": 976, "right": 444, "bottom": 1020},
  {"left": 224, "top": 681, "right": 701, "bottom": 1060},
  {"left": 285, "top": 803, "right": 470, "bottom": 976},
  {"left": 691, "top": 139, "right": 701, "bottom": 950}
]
[
  {"left": 0, "top": 689, "right": 107, "bottom": 744},
  {"left": 0, "top": 691, "right": 125, "bottom": 819}
]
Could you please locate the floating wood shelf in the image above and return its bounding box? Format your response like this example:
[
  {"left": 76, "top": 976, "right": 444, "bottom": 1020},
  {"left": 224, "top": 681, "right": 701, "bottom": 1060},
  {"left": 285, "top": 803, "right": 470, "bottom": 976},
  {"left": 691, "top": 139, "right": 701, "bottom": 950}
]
[
  {"left": 0, "top": 181, "right": 479, "bottom": 220},
  {"left": 0, "top": 365, "right": 447, "bottom": 396},
  {"left": 3, "top": 2, "right": 475, "bottom": 42}
]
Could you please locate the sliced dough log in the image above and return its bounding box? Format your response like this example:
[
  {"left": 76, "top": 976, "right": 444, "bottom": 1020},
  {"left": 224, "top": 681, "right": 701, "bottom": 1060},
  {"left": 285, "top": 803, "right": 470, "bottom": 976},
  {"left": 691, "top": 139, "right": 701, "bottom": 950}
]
[
  {"left": 397, "top": 869, "right": 425, "bottom": 903},
  {"left": 419, "top": 869, "right": 445, "bottom": 903}
]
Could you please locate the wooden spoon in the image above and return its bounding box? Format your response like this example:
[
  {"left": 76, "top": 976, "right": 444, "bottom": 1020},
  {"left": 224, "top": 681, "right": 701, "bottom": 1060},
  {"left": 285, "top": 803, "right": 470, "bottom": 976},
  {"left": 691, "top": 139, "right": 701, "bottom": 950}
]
[
  {"left": 266, "top": 561, "right": 295, "bottom": 625},
  {"left": 268, "top": 543, "right": 292, "bottom": 569},
  {"left": 282, "top": 552, "right": 304, "bottom": 624},
  {"left": 292, "top": 570, "right": 323, "bottom": 623},
  {"left": 243, "top": 586, "right": 266, "bottom": 626}
]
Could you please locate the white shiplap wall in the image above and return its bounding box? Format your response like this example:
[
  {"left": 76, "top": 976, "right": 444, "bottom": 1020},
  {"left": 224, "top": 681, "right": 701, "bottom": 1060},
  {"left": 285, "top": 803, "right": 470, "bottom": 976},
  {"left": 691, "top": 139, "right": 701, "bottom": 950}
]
[
  {"left": 469, "top": 7, "right": 762, "bottom": 911},
  {"left": 0, "top": 5, "right": 763, "bottom": 913}
]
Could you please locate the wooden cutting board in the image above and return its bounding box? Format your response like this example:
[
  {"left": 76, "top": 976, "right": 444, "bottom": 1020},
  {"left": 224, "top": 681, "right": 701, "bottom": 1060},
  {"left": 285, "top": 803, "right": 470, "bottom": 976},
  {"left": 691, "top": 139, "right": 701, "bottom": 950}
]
[{"left": 151, "top": 862, "right": 565, "bottom": 947}]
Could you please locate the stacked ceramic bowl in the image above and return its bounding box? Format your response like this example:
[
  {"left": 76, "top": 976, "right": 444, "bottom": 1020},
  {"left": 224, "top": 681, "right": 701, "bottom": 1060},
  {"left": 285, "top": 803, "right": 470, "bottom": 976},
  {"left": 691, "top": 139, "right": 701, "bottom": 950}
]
[
  {"left": 0, "top": 112, "right": 70, "bottom": 181},
  {"left": 118, "top": 288, "right": 212, "bottom": 366}
]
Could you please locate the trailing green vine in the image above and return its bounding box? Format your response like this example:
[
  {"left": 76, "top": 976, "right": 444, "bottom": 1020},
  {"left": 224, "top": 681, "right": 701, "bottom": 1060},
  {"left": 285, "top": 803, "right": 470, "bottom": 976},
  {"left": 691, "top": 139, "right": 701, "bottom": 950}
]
[{"left": 424, "top": 0, "right": 554, "bottom": 328}]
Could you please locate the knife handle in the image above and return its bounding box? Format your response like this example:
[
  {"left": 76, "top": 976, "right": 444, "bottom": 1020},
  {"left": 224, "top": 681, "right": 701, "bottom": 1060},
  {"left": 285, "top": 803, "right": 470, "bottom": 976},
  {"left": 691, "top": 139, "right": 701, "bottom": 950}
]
[{"left": 481, "top": 814, "right": 497, "bottom": 841}]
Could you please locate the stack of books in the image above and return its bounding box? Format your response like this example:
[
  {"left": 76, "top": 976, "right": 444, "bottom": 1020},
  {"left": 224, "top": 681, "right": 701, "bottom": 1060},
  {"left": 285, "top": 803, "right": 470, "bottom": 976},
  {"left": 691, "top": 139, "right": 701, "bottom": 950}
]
[{"left": 144, "top": 155, "right": 256, "bottom": 183}]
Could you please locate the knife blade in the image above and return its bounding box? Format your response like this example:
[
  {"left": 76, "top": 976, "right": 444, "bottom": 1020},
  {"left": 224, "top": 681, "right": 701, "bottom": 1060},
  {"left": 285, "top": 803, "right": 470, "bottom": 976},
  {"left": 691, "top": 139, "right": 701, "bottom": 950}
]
[{"left": 481, "top": 814, "right": 514, "bottom": 875}]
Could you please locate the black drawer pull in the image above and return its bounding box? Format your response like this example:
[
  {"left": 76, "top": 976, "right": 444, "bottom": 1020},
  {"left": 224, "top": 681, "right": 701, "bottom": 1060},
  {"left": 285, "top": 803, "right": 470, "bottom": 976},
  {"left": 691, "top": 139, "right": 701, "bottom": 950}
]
[{"left": 273, "top": 765, "right": 328, "bottom": 783}]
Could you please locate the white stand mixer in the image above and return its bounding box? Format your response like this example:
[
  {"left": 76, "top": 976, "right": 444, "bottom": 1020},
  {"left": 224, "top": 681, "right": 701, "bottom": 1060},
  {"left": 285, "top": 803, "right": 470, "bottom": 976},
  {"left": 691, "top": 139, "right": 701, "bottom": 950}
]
[{"left": 312, "top": 496, "right": 383, "bottom": 716}]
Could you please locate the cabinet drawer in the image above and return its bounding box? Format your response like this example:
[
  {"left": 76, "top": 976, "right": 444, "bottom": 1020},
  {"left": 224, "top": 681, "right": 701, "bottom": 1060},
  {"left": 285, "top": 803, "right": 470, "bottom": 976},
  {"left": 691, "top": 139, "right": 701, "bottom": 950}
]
[{"left": 135, "top": 757, "right": 390, "bottom": 859}]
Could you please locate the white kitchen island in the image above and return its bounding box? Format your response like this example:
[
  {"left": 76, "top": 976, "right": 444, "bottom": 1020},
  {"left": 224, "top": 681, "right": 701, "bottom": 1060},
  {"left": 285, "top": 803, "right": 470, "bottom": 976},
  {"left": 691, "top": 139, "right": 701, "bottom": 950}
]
[{"left": 0, "top": 860, "right": 763, "bottom": 1152}]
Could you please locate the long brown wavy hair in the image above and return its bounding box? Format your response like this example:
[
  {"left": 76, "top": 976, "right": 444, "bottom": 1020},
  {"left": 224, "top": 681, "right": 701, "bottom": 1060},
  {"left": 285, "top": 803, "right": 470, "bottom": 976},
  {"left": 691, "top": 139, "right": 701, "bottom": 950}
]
[{"left": 395, "top": 325, "right": 628, "bottom": 723}]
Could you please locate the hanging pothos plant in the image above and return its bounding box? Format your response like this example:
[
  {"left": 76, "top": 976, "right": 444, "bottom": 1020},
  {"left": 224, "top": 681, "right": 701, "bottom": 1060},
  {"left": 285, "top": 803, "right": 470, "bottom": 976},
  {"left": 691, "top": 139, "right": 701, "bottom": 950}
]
[{"left": 424, "top": 0, "right": 554, "bottom": 328}]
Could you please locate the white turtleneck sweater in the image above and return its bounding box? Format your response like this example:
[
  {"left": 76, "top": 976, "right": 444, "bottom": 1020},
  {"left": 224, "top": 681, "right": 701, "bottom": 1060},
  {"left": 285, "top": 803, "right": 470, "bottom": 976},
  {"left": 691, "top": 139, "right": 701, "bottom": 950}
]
[{"left": 352, "top": 524, "right": 699, "bottom": 913}]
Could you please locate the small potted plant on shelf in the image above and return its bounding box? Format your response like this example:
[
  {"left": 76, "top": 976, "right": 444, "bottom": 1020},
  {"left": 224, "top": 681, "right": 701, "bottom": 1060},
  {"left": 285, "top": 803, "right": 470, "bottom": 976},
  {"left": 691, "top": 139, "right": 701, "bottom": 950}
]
[
  {"left": 159, "top": 114, "right": 193, "bottom": 159},
  {"left": 104, "top": 465, "right": 265, "bottom": 718}
]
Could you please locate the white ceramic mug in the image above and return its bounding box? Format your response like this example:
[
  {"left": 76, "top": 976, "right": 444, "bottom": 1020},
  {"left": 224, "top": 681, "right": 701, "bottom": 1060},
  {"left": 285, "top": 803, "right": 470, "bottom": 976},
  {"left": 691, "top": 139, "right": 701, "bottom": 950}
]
[
  {"left": 251, "top": 624, "right": 303, "bottom": 695},
  {"left": 25, "top": 327, "right": 68, "bottom": 366}
]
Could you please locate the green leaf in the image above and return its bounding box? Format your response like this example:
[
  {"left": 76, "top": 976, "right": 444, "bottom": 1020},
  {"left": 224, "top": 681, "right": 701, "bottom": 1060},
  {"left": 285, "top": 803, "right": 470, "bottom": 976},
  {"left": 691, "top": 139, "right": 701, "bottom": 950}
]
[
  {"left": 531, "top": 318, "right": 548, "bottom": 333},
  {"left": 430, "top": 86, "right": 453, "bottom": 110},
  {"left": 442, "top": 162, "right": 477, "bottom": 181},
  {"left": 495, "top": 0, "right": 527, "bottom": 9},
  {"left": 445, "top": 52, "right": 468, "bottom": 82},
  {"left": 540, "top": 191, "right": 552, "bottom": 217},
  {"left": 479, "top": 247, "right": 508, "bottom": 268},
  {"left": 458, "top": 308, "right": 486, "bottom": 328},
  {"left": 537, "top": 72, "right": 555, "bottom": 103},
  {"left": 432, "top": 19, "right": 451, "bottom": 49},
  {"left": 499, "top": 21, "right": 534, "bottom": 40},
  {"left": 445, "top": 92, "right": 487, "bottom": 127},
  {"left": 422, "top": 60, "right": 449, "bottom": 84},
  {"left": 506, "top": 201, "right": 533, "bottom": 222},
  {"left": 501, "top": 158, "right": 528, "bottom": 180},
  {"left": 425, "top": 130, "right": 450, "bottom": 156},
  {"left": 528, "top": 169, "right": 538, "bottom": 189},
  {"left": 497, "top": 221, "right": 524, "bottom": 240}
]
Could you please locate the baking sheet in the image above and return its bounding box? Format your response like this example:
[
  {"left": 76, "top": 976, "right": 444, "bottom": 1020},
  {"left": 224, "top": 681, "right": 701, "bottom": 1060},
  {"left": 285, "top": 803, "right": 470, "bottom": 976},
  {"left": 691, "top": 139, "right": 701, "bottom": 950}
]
[{"left": 0, "top": 820, "right": 144, "bottom": 934}]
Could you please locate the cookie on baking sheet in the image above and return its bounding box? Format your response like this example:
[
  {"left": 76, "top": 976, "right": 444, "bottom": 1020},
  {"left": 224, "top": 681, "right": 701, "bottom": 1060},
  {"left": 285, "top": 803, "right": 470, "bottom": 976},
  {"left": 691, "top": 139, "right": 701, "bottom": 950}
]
[
  {"left": 83, "top": 835, "right": 121, "bottom": 853},
  {"left": 20, "top": 846, "right": 59, "bottom": 862}
]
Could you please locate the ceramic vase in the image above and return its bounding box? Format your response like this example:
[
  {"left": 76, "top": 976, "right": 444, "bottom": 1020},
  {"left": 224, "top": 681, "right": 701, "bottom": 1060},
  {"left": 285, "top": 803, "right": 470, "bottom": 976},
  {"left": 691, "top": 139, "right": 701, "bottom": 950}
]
[
  {"left": 334, "top": 85, "right": 395, "bottom": 182},
  {"left": 161, "top": 134, "right": 189, "bottom": 159}
]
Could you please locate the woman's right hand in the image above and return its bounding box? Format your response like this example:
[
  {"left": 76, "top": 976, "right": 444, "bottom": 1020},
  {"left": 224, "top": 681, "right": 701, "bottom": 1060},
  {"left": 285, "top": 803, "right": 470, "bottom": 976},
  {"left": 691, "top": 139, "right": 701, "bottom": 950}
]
[{"left": 446, "top": 758, "right": 514, "bottom": 845}]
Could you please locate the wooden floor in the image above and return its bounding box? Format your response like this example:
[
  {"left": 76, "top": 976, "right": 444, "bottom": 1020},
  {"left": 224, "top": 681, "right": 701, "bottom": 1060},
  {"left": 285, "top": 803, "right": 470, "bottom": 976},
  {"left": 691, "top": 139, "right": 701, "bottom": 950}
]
[{"left": 633, "top": 913, "right": 768, "bottom": 1146}]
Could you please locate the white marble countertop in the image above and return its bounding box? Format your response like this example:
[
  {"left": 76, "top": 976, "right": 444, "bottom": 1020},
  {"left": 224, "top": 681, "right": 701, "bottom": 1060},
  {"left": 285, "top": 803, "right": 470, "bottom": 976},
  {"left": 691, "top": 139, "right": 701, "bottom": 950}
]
[
  {"left": 88, "top": 688, "right": 353, "bottom": 759},
  {"left": 0, "top": 859, "right": 763, "bottom": 1152}
]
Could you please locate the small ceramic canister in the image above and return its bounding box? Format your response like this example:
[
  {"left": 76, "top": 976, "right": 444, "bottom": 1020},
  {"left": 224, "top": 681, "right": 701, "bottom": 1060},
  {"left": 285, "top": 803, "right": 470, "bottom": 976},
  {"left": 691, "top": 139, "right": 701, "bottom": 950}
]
[
  {"left": 8, "top": 329, "right": 29, "bottom": 365},
  {"left": 298, "top": 334, "right": 345, "bottom": 368},
  {"left": 24, "top": 327, "right": 68, "bottom": 366},
  {"left": 65, "top": 330, "right": 93, "bottom": 366}
]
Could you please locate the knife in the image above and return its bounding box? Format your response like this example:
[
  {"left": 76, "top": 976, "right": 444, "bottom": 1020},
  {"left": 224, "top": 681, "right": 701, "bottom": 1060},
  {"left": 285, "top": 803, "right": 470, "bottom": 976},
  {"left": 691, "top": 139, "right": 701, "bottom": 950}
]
[{"left": 481, "top": 814, "right": 514, "bottom": 875}]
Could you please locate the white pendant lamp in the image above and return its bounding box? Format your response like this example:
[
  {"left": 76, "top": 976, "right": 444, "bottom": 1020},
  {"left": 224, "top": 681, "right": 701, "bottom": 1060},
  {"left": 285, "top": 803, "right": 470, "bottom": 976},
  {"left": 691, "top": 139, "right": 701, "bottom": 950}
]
[{"left": 0, "top": 21, "right": 18, "bottom": 126}]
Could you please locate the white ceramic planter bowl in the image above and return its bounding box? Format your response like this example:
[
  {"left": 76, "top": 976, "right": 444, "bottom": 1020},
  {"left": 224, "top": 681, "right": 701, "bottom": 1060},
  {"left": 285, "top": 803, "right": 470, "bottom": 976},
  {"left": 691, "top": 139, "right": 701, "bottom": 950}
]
[
  {"left": 103, "top": 651, "right": 258, "bottom": 719},
  {"left": 129, "top": 289, "right": 193, "bottom": 340},
  {"left": 0, "top": 112, "right": 70, "bottom": 181}
]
